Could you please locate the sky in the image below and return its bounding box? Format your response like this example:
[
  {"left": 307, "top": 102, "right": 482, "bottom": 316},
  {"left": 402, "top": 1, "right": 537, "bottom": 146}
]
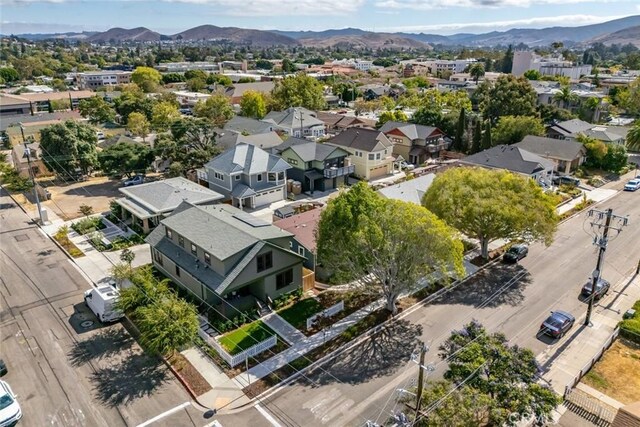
[{"left": 1, "top": 0, "right": 639, "bottom": 36}]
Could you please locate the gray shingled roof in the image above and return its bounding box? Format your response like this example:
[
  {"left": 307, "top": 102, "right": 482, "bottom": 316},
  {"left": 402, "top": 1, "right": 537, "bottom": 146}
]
[
  {"left": 275, "top": 137, "right": 345, "bottom": 162},
  {"left": 216, "top": 131, "right": 284, "bottom": 151},
  {"left": 552, "top": 119, "right": 593, "bottom": 136},
  {"left": 263, "top": 107, "right": 324, "bottom": 129},
  {"left": 118, "top": 177, "right": 223, "bottom": 215},
  {"left": 378, "top": 173, "right": 436, "bottom": 205},
  {"left": 514, "top": 135, "right": 586, "bottom": 161},
  {"left": 378, "top": 121, "right": 440, "bottom": 141},
  {"left": 326, "top": 127, "right": 392, "bottom": 152},
  {"left": 461, "top": 145, "right": 554, "bottom": 175},
  {"left": 582, "top": 128, "right": 625, "bottom": 143},
  {"left": 205, "top": 143, "right": 292, "bottom": 175},
  {"left": 224, "top": 116, "right": 274, "bottom": 135}
]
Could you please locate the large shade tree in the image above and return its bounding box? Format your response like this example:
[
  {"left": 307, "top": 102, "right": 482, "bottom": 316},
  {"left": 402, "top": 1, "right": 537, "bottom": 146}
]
[
  {"left": 270, "top": 73, "right": 327, "bottom": 111},
  {"left": 492, "top": 115, "right": 545, "bottom": 145},
  {"left": 193, "top": 93, "right": 234, "bottom": 127},
  {"left": 239, "top": 90, "right": 268, "bottom": 119},
  {"left": 78, "top": 96, "right": 115, "bottom": 124},
  {"left": 422, "top": 167, "right": 558, "bottom": 259},
  {"left": 98, "top": 142, "right": 154, "bottom": 177},
  {"left": 474, "top": 75, "right": 538, "bottom": 122},
  {"left": 39, "top": 120, "right": 99, "bottom": 176},
  {"left": 317, "top": 182, "right": 464, "bottom": 314},
  {"left": 155, "top": 118, "right": 220, "bottom": 176}
]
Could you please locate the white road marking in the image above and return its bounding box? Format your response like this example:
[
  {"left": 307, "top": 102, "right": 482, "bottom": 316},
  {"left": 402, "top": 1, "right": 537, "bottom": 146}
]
[
  {"left": 255, "top": 404, "right": 283, "bottom": 427},
  {"left": 202, "top": 420, "right": 223, "bottom": 427},
  {"left": 136, "top": 401, "right": 191, "bottom": 427}
]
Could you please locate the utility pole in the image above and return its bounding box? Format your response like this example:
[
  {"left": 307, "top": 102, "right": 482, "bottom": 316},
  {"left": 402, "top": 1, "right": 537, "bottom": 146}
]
[
  {"left": 585, "top": 208, "right": 628, "bottom": 326},
  {"left": 414, "top": 344, "right": 427, "bottom": 422},
  {"left": 20, "top": 125, "right": 44, "bottom": 224}
]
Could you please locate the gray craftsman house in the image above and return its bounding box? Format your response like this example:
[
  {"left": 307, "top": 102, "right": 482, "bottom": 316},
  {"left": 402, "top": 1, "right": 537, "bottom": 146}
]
[
  {"left": 197, "top": 143, "right": 292, "bottom": 210},
  {"left": 146, "top": 202, "right": 305, "bottom": 315}
]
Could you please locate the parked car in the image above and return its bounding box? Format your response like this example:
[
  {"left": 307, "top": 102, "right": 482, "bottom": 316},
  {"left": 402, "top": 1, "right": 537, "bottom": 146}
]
[
  {"left": 84, "top": 286, "right": 123, "bottom": 323},
  {"left": 539, "top": 310, "right": 575, "bottom": 338},
  {"left": 503, "top": 244, "right": 529, "bottom": 263},
  {"left": 552, "top": 175, "right": 580, "bottom": 186},
  {"left": 123, "top": 175, "right": 144, "bottom": 187},
  {"left": 623, "top": 179, "right": 640, "bottom": 192},
  {"left": 0, "top": 380, "right": 22, "bottom": 427},
  {"left": 96, "top": 131, "right": 105, "bottom": 140},
  {"left": 581, "top": 278, "right": 611, "bottom": 301},
  {"left": 399, "top": 161, "right": 415, "bottom": 171}
]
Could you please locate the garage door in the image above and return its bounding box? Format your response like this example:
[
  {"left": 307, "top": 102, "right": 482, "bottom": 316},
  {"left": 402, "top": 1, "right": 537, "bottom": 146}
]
[
  {"left": 369, "top": 165, "right": 389, "bottom": 179},
  {"left": 254, "top": 188, "right": 283, "bottom": 207}
]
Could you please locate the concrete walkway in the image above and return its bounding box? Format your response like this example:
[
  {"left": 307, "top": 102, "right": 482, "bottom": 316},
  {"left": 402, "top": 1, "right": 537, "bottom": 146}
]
[
  {"left": 557, "top": 187, "right": 617, "bottom": 215},
  {"left": 261, "top": 312, "right": 306, "bottom": 345},
  {"left": 181, "top": 347, "right": 250, "bottom": 410}
]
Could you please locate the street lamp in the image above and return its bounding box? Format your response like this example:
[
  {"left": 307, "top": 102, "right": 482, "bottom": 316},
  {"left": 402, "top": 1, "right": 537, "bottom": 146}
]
[{"left": 20, "top": 125, "right": 45, "bottom": 224}]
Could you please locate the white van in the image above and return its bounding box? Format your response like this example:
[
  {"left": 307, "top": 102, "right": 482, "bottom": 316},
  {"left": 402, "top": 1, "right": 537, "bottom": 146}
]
[{"left": 84, "top": 286, "right": 123, "bottom": 323}]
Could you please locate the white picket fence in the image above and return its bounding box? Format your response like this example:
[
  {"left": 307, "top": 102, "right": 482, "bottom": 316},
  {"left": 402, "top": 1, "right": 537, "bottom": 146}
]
[
  {"left": 306, "top": 300, "right": 345, "bottom": 330},
  {"left": 200, "top": 329, "right": 278, "bottom": 367}
]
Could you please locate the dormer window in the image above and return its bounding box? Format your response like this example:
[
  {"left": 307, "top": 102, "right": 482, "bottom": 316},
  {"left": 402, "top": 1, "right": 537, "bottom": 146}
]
[{"left": 257, "top": 174, "right": 263, "bottom": 182}]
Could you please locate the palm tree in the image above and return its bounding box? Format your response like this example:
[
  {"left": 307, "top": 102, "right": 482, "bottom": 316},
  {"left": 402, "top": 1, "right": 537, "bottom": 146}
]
[
  {"left": 553, "top": 85, "right": 578, "bottom": 109},
  {"left": 627, "top": 121, "right": 640, "bottom": 152},
  {"left": 469, "top": 63, "right": 485, "bottom": 84}
]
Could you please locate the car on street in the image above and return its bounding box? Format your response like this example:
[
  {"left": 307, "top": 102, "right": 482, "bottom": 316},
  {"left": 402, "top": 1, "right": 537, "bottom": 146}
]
[
  {"left": 623, "top": 179, "right": 640, "bottom": 191},
  {"left": 123, "top": 175, "right": 144, "bottom": 187},
  {"left": 503, "top": 244, "right": 529, "bottom": 263},
  {"left": 552, "top": 175, "right": 580, "bottom": 186},
  {"left": 539, "top": 310, "right": 575, "bottom": 338},
  {"left": 581, "top": 278, "right": 611, "bottom": 301},
  {"left": 0, "top": 380, "right": 22, "bottom": 427},
  {"left": 399, "top": 161, "right": 415, "bottom": 171}
]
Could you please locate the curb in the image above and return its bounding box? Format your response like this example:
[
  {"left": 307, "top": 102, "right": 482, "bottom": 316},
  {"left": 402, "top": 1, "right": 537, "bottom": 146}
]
[{"left": 222, "top": 256, "right": 503, "bottom": 413}]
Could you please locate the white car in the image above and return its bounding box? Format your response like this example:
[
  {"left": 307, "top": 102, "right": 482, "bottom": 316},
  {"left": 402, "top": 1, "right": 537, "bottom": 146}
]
[
  {"left": 624, "top": 179, "right": 640, "bottom": 192},
  {"left": 0, "top": 381, "right": 22, "bottom": 427}
]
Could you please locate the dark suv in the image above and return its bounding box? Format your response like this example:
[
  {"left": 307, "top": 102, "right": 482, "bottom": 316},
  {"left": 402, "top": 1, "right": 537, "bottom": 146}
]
[
  {"left": 552, "top": 175, "right": 580, "bottom": 186},
  {"left": 581, "top": 278, "right": 610, "bottom": 301},
  {"left": 539, "top": 310, "right": 575, "bottom": 338},
  {"left": 503, "top": 244, "right": 528, "bottom": 263}
]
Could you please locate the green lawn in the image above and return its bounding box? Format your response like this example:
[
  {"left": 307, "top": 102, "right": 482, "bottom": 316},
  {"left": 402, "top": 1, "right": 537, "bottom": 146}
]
[
  {"left": 277, "top": 298, "right": 323, "bottom": 330},
  {"left": 218, "top": 320, "right": 275, "bottom": 355}
]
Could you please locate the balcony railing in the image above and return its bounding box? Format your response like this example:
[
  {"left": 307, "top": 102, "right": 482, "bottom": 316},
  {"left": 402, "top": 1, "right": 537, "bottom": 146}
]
[{"left": 324, "top": 165, "right": 355, "bottom": 178}]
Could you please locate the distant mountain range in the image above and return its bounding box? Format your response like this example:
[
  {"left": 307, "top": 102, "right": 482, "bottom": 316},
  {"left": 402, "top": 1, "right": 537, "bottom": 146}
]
[{"left": 6, "top": 15, "right": 640, "bottom": 48}]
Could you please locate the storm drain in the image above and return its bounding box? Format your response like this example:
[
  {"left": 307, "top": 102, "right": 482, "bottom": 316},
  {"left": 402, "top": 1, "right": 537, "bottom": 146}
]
[{"left": 14, "top": 234, "right": 30, "bottom": 242}]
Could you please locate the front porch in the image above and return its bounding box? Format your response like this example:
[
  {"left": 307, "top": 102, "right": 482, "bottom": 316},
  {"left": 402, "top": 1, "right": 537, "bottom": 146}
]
[{"left": 114, "top": 197, "right": 160, "bottom": 234}]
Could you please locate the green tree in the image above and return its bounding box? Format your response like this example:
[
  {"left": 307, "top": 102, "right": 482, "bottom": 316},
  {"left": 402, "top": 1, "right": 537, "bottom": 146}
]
[
  {"left": 317, "top": 182, "right": 464, "bottom": 314},
  {"left": 620, "top": 76, "right": 640, "bottom": 115},
  {"left": 78, "top": 204, "right": 93, "bottom": 217},
  {"left": 500, "top": 45, "right": 514, "bottom": 73},
  {"left": 239, "top": 90, "right": 267, "bottom": 119},
  {"left": 193, "top": 93, "right": 234, "bottom": 127},
  {"left": 553, "top": 85, "right": 578, "bottom": 109},
  {"left": 281, "top": 58, "right": 296, "bottom": 73},
  {"left": 468, "top": 63, "right": 485, "bottom": 84},
  {"left": 116, "top": 267, "right": 170, "bottom": 313},
  {"left": 482, "top": 120, "right": 492, "bottom": 150},
  {"left": 98, "top": 142, "right": 154, "bottom": 177},
  {"left": 411, "top": 380, "right": 493, "bottom": 426},
  {"left": 127, "top": 112, "right": 151, "bottom": 142},
  {"left": 577, "top": 134, "right": 608, "bottom": 167},
  {"left": 151, "top": 101, "right": 180, "bottom": 132},
  {"left": 601, "top": 144, "right": 628, "bottom": 173},
  {"left": 423, "top": 168, "right": 558, "bottom": 259},
  {"left": 376, "top": 110, "right": 407, "bottom": 128},
  {"left": 471, "top": 120, "right": 482, "bottom": 154},
  {"left": 523, "top": 69, "right": 542, "bottom": 80},
  {"left": 270, "top": 74, "right": 327, "bottom": 111},
  {"left": 186, "top": 77, "right": 206, "bottom": 92},
  {"left": 40, "top": 120, "right": 99, "bottom": 176},
  {"left": 155, "top": 118, "right": 220, "bottom": 175},
  {"left": 119, "top": 248, "right": 135, "bottom": 267},
  {"left": 493, "top": 115, "right": 545, "bottom": 145},
  {"left": 627, "top": 121, "right": 640, "bottom": 151},
  {"left": 131, "top": 66, "right": 162, "bottom": 93},
  {"left": 0, "top": 67, "right": 20, "bottom": 82},
  {"left": 184, "top": 69, "right": 208, "bottom": 81},
  {"left": 114, "top": 87, "right": 155, "bottom": 124},
  {"left": 452, "top": 108, "right": 466, "bottom": 152},
  {"left": 78, "top": 96, "right": 115, "bottom": 124},
  {"left": 477, "top": 75, "right": 538, "bottom": 122}
]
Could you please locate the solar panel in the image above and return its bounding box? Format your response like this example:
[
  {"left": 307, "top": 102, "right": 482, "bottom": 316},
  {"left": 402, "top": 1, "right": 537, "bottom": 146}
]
[{"left": 232, "top": 212, "right": 270, "bottom": 227}]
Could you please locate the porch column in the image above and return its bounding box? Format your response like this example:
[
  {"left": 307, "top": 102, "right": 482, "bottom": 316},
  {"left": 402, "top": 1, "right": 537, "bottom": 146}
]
[{"left": 142, "top": 218, "right": 150, "bottom": 234}]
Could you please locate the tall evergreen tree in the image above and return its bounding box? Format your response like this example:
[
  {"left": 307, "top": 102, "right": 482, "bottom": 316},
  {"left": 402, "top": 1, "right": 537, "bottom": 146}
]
[
  {"left": 471, "top": 120, "right": 482, "bottom": 154},
  {"left": 453, "top": 108, "right": 466, "bottom": 152},
  {"left": 482, "top": 120, "right": 492, "bottom": 150}
]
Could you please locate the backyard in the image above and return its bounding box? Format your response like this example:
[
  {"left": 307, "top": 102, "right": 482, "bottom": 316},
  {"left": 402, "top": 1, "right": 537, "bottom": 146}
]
[
  {"left": 218, "top": 320, "right": 276, "bottom": 355},
  {"left": 583, "top": 339, "right": 640, "bottom": 404}
]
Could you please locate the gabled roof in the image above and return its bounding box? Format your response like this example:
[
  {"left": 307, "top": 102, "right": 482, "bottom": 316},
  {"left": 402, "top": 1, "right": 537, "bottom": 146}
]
[
  {"left": 263, "top": 107, "right": 324, "bottom": 129},
  {"left": 225, "top": 81, "right": 275, "bottom": 99},
  {"left": 378, "top": 173, "right": 436, "bottom": 205},
  {"left": 514, "top": 135, "right": 586, "bottom": 161},
  {"left": 581, "top": 128, "right": 625, "bottom": 143},
  {"left": 118, "top": 177, "right": 224, "bottom": 215},
  {"left": 460, "top": 145, "right": 555, "bottom": 176},
  {"left": 326, "top": 127, "right": 392, "bottom": 153},
  {"left": 12, "top": 142, "right": 41, "bottom": 164},
  {"left": 275, "top": 137, "right": 348, "bottom": 162},
  {"left": 205, "top": 143, "right": 292, "bottom": 175},
  {"left": 315, "top": 111, "right": 376, "bottom": 129},
  {"left": 0, "top": 111, "right": 83, "bottom": 132},
  {"left": 216, "top": 130, "right": 283, "bottom": 151},
  {"left": 224, "top": 116, "right": 274, "bottom": 135},
  {"left": 378, "top": 121, "right": 441, "bottom": 140},
  {"left": 273, "top": 208, "right": 322, "bottom": 252},
  {"left": 551, "top": 119, "right": 593, "bottom": 136}
]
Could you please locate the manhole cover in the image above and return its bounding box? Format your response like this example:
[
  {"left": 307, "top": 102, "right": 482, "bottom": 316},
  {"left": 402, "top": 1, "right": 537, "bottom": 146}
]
[
  {"left": 47, "top": 263, "right": 58, "bottom": 269},
  {"left": 14, "top": 234, "right": 30, "bottom": 242},
  {"left": 80, "top": 320, "right": 94, "bottom": 328}
]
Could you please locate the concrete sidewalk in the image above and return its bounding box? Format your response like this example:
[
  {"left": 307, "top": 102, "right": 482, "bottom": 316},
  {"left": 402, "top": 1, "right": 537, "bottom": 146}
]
[
  {"left": 540, "top": 273, "right": 640, "bottom": 396},
  {"left": 261, "top": 312, "right": 307, "bottom": 345},
  {"left": 557, "top": 188, "right": 617, "bottom": 215}
]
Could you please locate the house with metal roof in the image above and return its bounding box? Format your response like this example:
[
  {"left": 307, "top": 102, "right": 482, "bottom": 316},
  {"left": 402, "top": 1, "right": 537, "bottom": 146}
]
[
  {"left": 325, "top": 128, "right": 395, "bottom": 180},
  {"left": 146, "top": 202, "right": 305, "bottom": 313},
  {"left": 273, "top": 137, "right": 354, "bottom": 193},
  {"left": 198, "top": 143, "right": 292, "bottom": 210},
  {"left": 378, "top": 121, "right": 449, "bottom": 166},
  {"left": 459, "top": 145, "right": 555, "bottom": 181},
  {"left": 262, "top": 107, "right": 326, "bottom": 139},
  {"left": 115, "top": 177, "right": 224, "bottom": 233},
  {"left": 514, "top": 135, "right": 587, "bottom": 173}
]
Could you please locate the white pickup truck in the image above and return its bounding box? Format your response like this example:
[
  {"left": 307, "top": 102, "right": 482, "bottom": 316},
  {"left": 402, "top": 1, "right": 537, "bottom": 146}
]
[{"left": 84, "top": 286, "right": 123, "bottom": 323}]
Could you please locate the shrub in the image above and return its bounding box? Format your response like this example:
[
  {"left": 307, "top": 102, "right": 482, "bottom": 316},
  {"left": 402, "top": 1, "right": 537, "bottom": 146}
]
[
  {"left": 71, "top": 216, "right": 105, "bottom": 235},
  {"left": 272, "top": 288, "right": 303, "bottom": 310},
  {"left": 620, "top": 300, "right": 640, "bottom": 344}
]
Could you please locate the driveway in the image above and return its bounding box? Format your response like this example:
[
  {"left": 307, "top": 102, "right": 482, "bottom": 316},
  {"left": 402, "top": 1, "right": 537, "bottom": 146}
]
[{"left": 39, "top": 176, "right": 123, "bottom": 220}]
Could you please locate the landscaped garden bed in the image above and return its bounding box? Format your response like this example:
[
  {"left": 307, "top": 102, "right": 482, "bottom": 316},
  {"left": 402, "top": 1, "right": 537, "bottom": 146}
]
[
  {"left": 218, "top": 320, "right": 277, "bottom": 355},
  {"left": 167, "top": 351, "right": 212, "bottom": 396},
  {"left": 53, "top": 226, "right": 84, "bottom": 258},
  {"left": 71, "top": 216, "right": 106, "bottom": 235}
]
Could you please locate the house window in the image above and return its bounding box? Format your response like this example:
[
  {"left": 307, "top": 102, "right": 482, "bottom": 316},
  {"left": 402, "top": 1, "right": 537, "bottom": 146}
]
[
  {"left": 257, "top": 251, "right": 273, "bottom": 272},
  {"left": 289, "top": 241, "right": 293, "bottom": 249},
  {"left": 278, "top": 172, "right": 285, "bottom": 180},
  {"left": 368, "top": 153, "right": 375, "bottom": 160},
  {"left": 213, "top": 171, "right": 224, "bottom": 180},
  {"left": 153, "top": 249, "right": 163, "bottom": 266},
  {"left": 287, "top": 158, "right": 298, "bottom": 165},
  {"left": 268, "top": 172, "right": 277, "bottom": 182},
  {"left": 166, "top": 228, "right": 172, "bottom": 239},
  {"left": 175, "top": 265, "right": 181, "bottom": 277},
  {"left": 204, "top": 252, "right": 211, "bottom": 265},
  {"left": 276, "top": 269, "right": 294, "bottom": 290},
  {"left": 298, "top": 246, "right": 305, "bottom": 257},
  {"left": 376, "top": 153, "right": 381, "bottom": 160},
  {"left": 257, "top": 174, "right": 263, "bottom": 182},
  {"left": 178, "top": 236, "right": 184, "bottom": 247},
  {"left": 191, "top": 243, "right": 197, "bottom": 256},
  {"left": 235, "top": 175, "right": 241, "bottom": 181}
]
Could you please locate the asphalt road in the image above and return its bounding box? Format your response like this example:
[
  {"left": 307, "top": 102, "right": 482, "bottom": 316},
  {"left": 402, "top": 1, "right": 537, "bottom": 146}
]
[
  {"left": 0, "top": 189, "right": 204, "bottom": 427},
  {"left": 242, "top": 181, "right": 640, "bottom": 427}
]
